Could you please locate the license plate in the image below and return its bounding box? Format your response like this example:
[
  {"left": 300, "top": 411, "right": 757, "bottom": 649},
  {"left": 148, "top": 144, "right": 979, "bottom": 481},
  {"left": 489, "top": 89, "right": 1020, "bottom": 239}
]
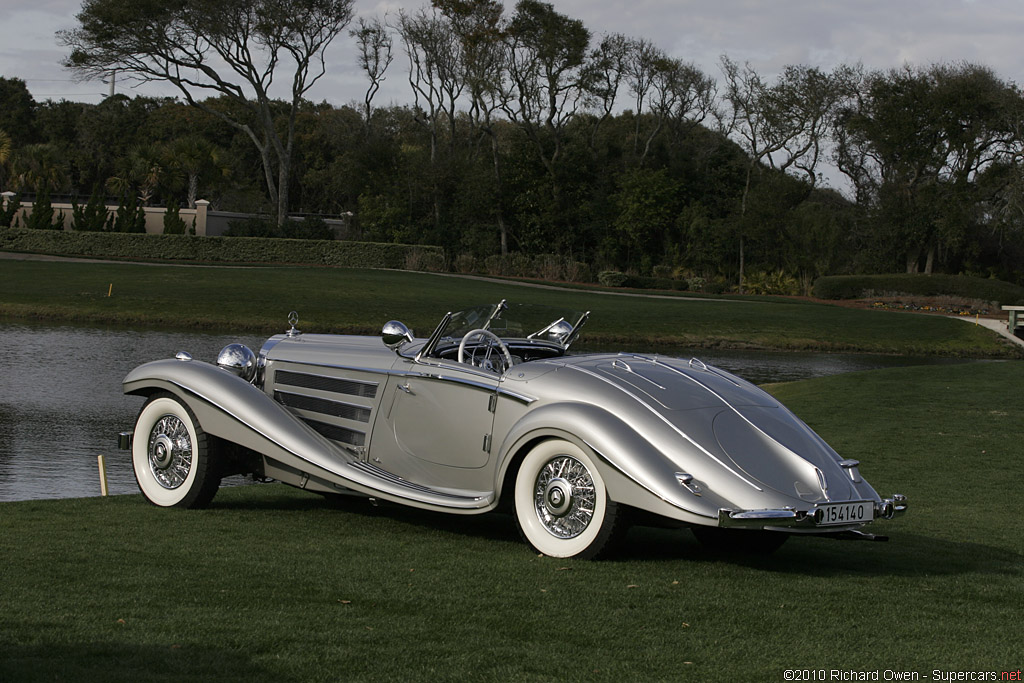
[{"left": 815, "top": 501, "right": 872, "bottom": 526}]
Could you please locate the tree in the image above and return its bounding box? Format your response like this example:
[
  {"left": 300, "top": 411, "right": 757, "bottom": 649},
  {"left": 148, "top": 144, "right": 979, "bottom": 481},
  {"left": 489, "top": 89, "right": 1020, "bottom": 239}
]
[
  {"left": 71, "top": 187, "right": 110, "bottom": 231},
  {"left": 0, "top": 129, "right": 11, "bottom": 189},
  {"left": 9, "top": 143, "right": 70, "bottom": 193},
  {"left": 60, "top": 0, "right": 355, "bottom": 227},
  {"left": 350, "top": 16, "right": 394, "bottom": 130},
  {"left": 167, "top": 135, "right": 227, "bottom": 208},
  {"left": 719, "top": 56, "right": 851, "bottom": 288},
  {"left": 0, "top": 77, "right": 37, "bottom": 144},
  {"left": 502, "top": 0, "right": 591, "bottom": 203},
  {"left": 25, "top": 188, "right": 66, "bottom": 230},
  {"left": 435, "top": 0, "right": 511, "bottom": 254},
  {"left": 835, "top": 63, "right": 1021, "bottom": 273},
  {"left": 395, "top": 6, "right": 464, "bottom": 228}
]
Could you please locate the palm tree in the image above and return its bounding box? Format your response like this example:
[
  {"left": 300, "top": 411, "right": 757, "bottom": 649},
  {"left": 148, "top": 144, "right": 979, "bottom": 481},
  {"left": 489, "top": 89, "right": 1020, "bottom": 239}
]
[
  {"left": 166, "top": 136, "right": 228, "bottom": 209},
  {"left": 0, "top": 129, "right": 11, "bottom": 190},
  {"left": 106, "top": 144, "right": 170, "bottom": 206},
  {"left": 10, "top": 143, "right": 70, "bottom": 193}
]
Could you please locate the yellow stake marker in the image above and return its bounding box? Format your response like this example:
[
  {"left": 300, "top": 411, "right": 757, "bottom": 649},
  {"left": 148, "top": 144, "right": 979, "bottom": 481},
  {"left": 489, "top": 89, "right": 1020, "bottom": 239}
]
[
  {"left": 98, "top": 455, "right": 109, "bottom": 496},
  {"left": 108, "top": 283, "right": 113, "bottom": 297}
]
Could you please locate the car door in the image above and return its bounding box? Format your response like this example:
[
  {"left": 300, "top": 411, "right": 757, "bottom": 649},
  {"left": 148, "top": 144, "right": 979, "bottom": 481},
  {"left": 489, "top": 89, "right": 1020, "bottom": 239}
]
[{"left": 369, "top": 358, "right": 499, "bottom": 488}]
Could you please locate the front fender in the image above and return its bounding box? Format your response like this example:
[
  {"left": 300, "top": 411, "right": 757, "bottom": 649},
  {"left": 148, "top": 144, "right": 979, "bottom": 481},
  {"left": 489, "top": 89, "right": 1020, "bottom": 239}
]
[
  {"left": 124, "top": 358, "right": 359, "bottom": 479},
  {"left": 495, "top": 402, "right": 726, "bottom": 524},
  {"left": 123, "top": 358, "right": 494, "bottom": 512}
]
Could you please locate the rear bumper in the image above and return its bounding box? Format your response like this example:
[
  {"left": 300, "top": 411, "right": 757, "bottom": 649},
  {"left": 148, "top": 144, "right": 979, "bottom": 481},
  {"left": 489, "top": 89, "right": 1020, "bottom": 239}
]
[{"left": 717, "top": 494, "right": 908, "bottom": 530}]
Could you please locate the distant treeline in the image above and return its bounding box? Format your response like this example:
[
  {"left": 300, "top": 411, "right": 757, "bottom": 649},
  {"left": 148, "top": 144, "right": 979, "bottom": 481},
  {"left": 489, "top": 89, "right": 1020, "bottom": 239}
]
[{"left": 2, "top": 1, "right": 1023, "bottom": 292}]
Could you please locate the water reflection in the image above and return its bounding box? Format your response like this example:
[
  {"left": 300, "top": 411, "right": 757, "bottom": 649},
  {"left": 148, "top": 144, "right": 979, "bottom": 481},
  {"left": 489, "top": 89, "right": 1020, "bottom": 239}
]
[
  {"left": 0, "top": 322, "right": 264, "bottom": 503},
  {"left": 0, "top": 321, "right": 967, "bottom": 503}
]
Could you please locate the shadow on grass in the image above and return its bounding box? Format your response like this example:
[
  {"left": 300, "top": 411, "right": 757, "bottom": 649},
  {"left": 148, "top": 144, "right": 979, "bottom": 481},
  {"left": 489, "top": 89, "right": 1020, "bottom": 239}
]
[
  {"left": 204, "top": 484, "right": 1022, "bottom": 577},
  {"left": 0, "top": 642, "right": 292, "bottom": 683},
  {"left": 209, "top": 484, "right": 524, "bottom": 545},
  {"left": 619, "top": 525, "right": 1023, "bottom": 578}
]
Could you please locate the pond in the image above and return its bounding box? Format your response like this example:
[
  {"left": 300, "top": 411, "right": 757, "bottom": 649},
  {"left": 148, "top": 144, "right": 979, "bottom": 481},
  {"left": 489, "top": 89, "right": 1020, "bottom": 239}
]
[{"left": 0, "top": 321, "right": 968, "bottom": 503}]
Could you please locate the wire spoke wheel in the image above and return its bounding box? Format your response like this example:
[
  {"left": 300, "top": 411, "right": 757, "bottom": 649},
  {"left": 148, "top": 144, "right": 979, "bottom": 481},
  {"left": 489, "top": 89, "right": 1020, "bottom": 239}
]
[
  {"left": 148, "top": 414, "right": 194, "bottom": 490},
  {"left": 533, "top": 455, "right": 597, "bottom": 539},
  {"left": 131, "top": 392, "right": 220, "bottom": 509},
  {"left": 514, "top": 439, "right": 622, "bottom": 559}
]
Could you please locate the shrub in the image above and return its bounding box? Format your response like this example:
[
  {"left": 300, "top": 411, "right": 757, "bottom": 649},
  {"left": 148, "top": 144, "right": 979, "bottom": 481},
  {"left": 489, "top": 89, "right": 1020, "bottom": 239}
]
[
  {"left": 744, "top": 269, "right": 801, "bottom": 296},
  {"left": 564, "top": 260, "right": 591, "bottom": 283},
  {"left": 0, "top": 227, "right": 443, "bottom": 270},
  {"left": 621, "top": 274, "right": 689, "bottom": 291},
  {"left": 404, "top": 247, "right": 446, "bottom": 272},
  {"left": 510, "top": 252, "right": 533, "bottom": 277},
  {"left": 224, "top": 217, "right": 278, "bottom": 238},
  {"left": 687, "top": 276, "right": 707, "bottom": 292},
  {"left": 598, "top": 270, "right": 628, "bottom": 287},
  {"left": 110, "top": 194, "right": 146, "bottom": 233},
  {"left": 483, "top": 254, "right": 509, "bottom": 276},
  {"left": 25, "top": 189, "right": 65, "bottom": 231},
  {"left": 812, "top": 274, "right": 1024, "bottom": 306},
  {"left": 71, "top": 190, "right": 109, "bottom": 232},
  {"left": 534, "top": 254, "right": 563, "bottom": 282},
  {"left": 453, "top": 253, "right": 477, "bottom": 274},
  {"left": 162, "top": 203, "right": 188, "bottom": 235},
  {"left": 286, "top": 216, "right": 335, "bottom": 241}
]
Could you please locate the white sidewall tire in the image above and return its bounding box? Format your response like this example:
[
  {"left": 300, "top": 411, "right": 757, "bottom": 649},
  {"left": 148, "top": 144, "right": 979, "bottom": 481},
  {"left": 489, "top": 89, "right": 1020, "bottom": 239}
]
[
  {"left": 132, "top": 395, "right": 206, "bottom": 508},
  {"left": 514, "top": 439, "right": 611, "bottom": 559}
]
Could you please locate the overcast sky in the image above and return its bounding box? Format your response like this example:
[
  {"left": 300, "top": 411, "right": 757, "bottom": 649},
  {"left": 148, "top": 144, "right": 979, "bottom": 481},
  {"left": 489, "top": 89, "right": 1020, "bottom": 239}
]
[{"left": 2, "top": 0, "right": 1022, "bottom": 109}]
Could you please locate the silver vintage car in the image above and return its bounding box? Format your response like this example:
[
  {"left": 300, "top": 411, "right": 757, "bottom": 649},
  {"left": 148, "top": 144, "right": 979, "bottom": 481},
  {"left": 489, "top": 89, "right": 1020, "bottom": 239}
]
[{"left": 121, "top": 300, "right": 907, "bottom": 558}]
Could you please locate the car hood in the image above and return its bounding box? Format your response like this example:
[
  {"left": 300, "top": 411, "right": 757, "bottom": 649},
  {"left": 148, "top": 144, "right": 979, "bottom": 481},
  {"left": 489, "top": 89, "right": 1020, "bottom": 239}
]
[{"left": 527, "top": 354, "right": 864, "bottom": 504}]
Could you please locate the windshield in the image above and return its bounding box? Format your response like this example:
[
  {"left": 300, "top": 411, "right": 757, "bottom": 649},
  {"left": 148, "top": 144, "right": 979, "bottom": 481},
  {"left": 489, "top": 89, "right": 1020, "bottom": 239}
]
[{"left": 435, "top": 302, "right": 588, "bottom": 349}]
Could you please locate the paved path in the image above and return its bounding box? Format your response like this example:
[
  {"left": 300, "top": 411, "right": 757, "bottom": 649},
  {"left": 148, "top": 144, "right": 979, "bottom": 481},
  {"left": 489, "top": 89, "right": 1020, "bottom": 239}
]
[{"left": 948, "top": 314, "right": 1024, "bottom": 348}]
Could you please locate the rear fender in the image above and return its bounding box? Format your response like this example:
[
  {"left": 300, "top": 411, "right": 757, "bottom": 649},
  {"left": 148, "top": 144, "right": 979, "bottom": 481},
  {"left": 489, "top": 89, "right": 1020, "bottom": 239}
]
[{"left": 494, "top": 402, "right": 724, "bottom": 524}]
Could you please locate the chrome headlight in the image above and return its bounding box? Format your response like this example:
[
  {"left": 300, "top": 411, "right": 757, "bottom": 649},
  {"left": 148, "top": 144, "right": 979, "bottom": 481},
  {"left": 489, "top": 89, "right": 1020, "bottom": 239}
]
[{"left": 217, "top": 343, "right": 257, "bottom": 383}]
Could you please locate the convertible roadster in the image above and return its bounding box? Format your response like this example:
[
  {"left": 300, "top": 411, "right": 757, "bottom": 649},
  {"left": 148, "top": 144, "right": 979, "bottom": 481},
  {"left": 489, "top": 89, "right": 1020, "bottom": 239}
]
[{"left": 120, "top": 300, "right": 906, "bottom": 558}]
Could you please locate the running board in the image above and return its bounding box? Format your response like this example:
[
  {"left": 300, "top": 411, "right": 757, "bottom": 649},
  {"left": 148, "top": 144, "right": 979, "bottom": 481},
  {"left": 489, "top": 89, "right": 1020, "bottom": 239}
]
[{"left": 345, "top": 461, "right": 494, "bottom": 510}]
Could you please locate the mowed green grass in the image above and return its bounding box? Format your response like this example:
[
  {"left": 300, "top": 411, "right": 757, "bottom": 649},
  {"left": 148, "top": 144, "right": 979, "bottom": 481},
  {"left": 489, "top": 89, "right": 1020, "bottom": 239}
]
[
  {"left": 1, "top": 361, "right": 1020, "bottom": 682},
  {"left": 0, "top": 259, "right": 1017, "bottom": 356}
]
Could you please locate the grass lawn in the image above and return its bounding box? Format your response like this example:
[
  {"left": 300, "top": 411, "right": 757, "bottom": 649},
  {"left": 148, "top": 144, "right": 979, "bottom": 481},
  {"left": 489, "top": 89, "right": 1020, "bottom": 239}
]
[
  {"left": 1, "top": 361, "right": 1021, "bottom": 682},
  {"left": 0, "top": 259, "right": 1018, "bottom": 356}
]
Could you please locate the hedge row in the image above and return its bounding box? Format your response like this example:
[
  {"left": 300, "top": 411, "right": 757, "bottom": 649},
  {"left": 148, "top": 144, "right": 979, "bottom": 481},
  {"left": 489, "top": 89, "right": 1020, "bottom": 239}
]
[
  {"left": 597, "top": 270, "right": 692, "bottom": 291},
  {"left": 0, "top": 228, "right": 444, "bottom": 270},
  {"left": 812, "top": 273, "right": 1024, "bottom": 306}
]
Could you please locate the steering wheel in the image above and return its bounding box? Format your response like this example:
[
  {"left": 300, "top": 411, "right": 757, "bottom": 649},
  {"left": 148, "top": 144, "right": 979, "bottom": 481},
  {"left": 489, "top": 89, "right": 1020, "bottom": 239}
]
[{"left": 458, "top": 328, "right": 514, "bottom": 374}]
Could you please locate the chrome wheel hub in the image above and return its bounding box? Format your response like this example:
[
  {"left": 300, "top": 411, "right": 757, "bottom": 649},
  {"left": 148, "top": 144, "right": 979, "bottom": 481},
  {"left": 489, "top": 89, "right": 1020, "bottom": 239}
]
[
  {"left": 533, "top": 455, "right": 596, "bottom": 539},
  {"left": 147, "top": 415, "right": 192, "bottom": 490}
]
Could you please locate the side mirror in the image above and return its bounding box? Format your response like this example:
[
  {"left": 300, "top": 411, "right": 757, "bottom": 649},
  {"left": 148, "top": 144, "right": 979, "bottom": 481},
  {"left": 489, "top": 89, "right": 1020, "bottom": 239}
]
[{"left": 382, "top": 320, "right": 414, "bottom": 352}]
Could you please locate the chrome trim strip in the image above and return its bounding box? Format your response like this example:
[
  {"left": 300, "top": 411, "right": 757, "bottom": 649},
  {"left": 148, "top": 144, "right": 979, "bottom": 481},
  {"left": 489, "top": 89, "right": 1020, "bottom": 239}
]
[
  {"left": 496, "top": 387, "right": 538, "bottom": 405},
  {"left": 274, "top": 366, "right": 380, "bottom": 391},
  {"left": 348, "top": 462, "right": 484, "bottom": 500},
  {"left": 549, "top": 362, "right": 763, "bottom": 492},
  {"left": 274, "top": 389, "right": 372, "bottom": 423}
]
